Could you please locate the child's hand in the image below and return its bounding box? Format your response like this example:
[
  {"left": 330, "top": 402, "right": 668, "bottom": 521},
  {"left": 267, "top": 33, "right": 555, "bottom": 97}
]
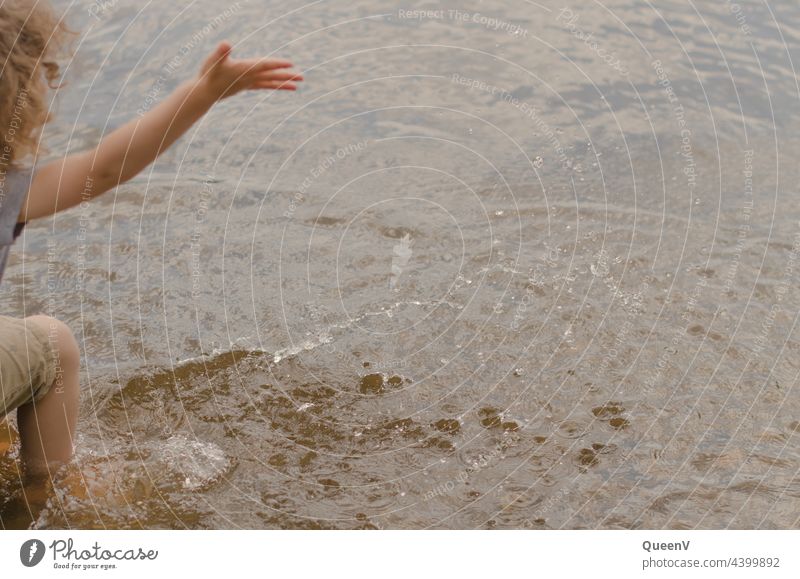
[
  {"left": 196, "top": 42, "right": 303, "bottom": 101},
  {"left": 27, "top": 41, "right": 304, "bottom": 221}
]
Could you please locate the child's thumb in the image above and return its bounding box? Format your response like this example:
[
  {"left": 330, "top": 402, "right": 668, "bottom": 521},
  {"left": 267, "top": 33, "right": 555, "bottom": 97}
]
[{"left": 206, "top": 42, "right": 232, "bottom": 69}]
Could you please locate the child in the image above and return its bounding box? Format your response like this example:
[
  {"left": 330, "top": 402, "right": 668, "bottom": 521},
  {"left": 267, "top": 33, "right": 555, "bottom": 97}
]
[{"left": 0, "top": 0, "right": 302, "bottom": 477}]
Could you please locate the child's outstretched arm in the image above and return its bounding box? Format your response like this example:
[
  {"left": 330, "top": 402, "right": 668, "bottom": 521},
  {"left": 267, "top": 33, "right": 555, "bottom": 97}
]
[{"left": 21, "top": 42, "right": 302, "bottom": 220}]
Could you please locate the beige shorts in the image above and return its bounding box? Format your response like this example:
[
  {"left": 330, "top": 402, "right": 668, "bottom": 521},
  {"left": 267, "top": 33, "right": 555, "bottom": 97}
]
[{"left": 0, "top": 315, "right": 58, "bottom": 418}]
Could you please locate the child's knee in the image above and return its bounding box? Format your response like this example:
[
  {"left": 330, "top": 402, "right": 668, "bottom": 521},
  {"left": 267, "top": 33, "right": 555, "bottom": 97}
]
[{"left": 26, "top": 315, "right": 80, "bottom": 372}]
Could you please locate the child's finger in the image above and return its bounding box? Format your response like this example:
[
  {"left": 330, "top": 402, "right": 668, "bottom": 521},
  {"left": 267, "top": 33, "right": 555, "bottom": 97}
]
[
  {"left": 237, "top": 58, "right": 294, "bottom": 72},
  {"left": 256, "top": 71, "right": 304, "bottom": 82},
  {"left": 257, "top": 58, "right": 294, "bottom": 71},
  {"left": 202, "top": 41, "right": 232, "bottom": 71},
  {"left": 254, "top": 80, "right": 297, "bottom": 90},
  {"left": 217, "top": 42, "right": 233, "bottom": 59}
]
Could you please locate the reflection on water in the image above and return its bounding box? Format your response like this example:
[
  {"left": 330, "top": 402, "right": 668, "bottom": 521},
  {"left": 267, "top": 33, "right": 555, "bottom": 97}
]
[{"left": 2, "top": 0, "right": 800, "bottom": 528}]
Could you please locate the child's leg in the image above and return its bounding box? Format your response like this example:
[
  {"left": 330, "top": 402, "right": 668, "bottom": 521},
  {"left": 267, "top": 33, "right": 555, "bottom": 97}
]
[{"left": 16, "top": 315, "right": 80, "bottom": 477}]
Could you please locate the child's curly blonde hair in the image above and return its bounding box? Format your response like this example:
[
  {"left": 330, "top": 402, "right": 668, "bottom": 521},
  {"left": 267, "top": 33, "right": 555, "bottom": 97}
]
[{"left": 0, "top": 0, "right": 69, "bottom": 168}]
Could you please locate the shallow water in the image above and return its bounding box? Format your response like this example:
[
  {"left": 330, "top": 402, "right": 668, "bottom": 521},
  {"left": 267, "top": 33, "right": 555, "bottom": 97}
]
[{"left": 2, "top": 0, "right": 800, "bottom": 528}]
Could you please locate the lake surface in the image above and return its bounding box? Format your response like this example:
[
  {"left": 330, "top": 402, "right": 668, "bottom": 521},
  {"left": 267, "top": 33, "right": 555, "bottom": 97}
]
[{"left": 2, "top": 0, "right": 800, "bottom": 529}]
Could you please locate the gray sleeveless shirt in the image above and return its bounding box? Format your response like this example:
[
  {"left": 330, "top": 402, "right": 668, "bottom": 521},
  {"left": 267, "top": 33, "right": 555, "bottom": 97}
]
[{"left": 0, "top": 168, "right": 31, "bottom": 284}]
